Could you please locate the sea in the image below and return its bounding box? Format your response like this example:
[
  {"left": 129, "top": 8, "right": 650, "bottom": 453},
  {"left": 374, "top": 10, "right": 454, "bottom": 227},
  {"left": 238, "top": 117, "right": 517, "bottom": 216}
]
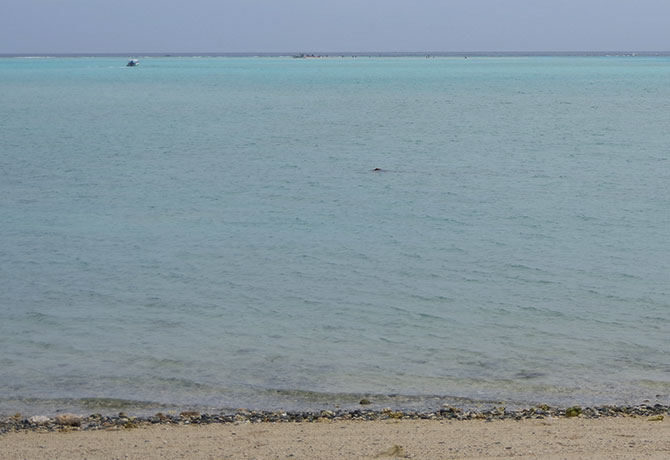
[{"left": 1, "top": 54, "right": 669, "bottom": 416}]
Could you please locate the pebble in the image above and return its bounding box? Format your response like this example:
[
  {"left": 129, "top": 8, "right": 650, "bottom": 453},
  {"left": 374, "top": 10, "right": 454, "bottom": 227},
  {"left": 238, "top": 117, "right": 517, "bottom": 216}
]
[
  {"left": 28, "top": 415, "right": 50, "bottom": 425},
  {"left": 54, "top": 413, "right": 82, "bottom": 426}
]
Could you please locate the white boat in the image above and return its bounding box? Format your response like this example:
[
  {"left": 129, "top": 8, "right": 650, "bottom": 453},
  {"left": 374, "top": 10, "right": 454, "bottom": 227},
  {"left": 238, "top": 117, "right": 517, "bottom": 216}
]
[{"left": 126, "top": 59, "right": 139, "bottom": 67}]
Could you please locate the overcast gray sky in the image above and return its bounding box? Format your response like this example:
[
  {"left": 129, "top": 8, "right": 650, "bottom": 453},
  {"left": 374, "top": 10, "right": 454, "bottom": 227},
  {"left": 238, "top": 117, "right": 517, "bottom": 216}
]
[{"left": 2, "top": 0, "right": 669, "bottom": 53}]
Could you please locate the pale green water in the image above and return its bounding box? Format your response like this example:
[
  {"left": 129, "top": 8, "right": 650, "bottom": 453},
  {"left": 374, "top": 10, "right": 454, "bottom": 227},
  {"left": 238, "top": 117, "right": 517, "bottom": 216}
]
[{"left": 1, "top": 56, "right": 669, "bottom": 415}]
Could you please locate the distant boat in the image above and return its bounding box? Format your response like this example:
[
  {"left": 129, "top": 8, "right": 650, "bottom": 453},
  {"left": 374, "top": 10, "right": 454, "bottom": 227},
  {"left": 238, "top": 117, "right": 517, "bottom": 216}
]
[{"left": 126, "top": 59, "right": 139, "bottom": 67}]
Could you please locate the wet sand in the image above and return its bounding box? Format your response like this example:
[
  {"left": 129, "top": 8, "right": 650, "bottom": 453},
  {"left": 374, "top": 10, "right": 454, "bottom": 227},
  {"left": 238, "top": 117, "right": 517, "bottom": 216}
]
[{"left": 2, "top": 417, "right": 669, "bottom": 459}]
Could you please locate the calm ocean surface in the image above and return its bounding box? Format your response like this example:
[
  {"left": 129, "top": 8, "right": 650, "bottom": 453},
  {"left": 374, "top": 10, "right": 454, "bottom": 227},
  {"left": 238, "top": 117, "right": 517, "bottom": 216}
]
[{"left": 1, "top": 56, "right": 669, "bottom": 415}]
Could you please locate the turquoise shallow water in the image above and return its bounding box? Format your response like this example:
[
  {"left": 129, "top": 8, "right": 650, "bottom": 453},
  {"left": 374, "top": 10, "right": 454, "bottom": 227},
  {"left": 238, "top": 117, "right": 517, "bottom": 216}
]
[{"left": 1, "top": 56, "right": 669, "bottom": 415}]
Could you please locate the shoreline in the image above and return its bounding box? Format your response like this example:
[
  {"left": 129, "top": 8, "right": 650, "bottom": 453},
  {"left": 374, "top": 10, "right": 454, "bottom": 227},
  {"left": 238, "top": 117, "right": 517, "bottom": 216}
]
[{"left": 2, "top": 404, "right": 668, "bottom": 434}]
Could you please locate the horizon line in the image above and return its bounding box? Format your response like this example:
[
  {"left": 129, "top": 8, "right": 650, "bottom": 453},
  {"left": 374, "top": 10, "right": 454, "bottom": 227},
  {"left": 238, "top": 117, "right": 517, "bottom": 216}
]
[{"left": 2, "top": 49, "right": 670, "bottom": 55}]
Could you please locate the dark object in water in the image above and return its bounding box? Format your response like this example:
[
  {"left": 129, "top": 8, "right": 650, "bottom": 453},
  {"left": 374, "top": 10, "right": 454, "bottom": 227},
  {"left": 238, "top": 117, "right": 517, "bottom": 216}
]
[{"left": 372, "top": 168, "right": 385, "bottom": 172}]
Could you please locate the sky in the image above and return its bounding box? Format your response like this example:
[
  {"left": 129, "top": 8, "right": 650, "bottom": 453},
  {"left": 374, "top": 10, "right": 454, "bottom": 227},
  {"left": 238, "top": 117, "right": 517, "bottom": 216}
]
[{"left": 2, "top": 0, "right": 669, "bottom": 54}]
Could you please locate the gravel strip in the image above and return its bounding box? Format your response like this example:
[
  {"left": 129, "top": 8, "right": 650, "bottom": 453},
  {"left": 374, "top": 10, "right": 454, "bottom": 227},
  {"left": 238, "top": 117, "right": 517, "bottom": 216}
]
[{"left": 1, "top": 404, "right": 668, "bottom": 434}]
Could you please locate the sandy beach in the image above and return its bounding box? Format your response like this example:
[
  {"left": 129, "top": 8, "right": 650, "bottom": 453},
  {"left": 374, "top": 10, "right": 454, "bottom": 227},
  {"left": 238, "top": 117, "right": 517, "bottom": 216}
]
[{"left": 2, "top": 417, "right": 668, "bottom": 459}]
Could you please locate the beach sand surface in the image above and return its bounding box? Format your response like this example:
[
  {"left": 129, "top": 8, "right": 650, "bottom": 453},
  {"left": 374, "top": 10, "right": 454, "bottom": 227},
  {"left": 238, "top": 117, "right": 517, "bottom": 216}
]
[{"left": 1, "top": 417, "right": 669, "bottom": 459}]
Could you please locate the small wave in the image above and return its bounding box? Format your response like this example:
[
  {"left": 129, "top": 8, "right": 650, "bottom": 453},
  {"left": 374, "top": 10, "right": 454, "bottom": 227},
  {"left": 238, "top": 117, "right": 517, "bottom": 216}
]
[
  {"left": 0, "top": 397, "right": 171, "bottom": 416},
  {"left": 514, "top": 371, "right": 546, "bottom": 379},
  {"left": 505, "top": 263, "right": 548, "bottom": 273},
  {"left": 24, "top": 311, "right": 60, "bottom": 326},
  {"left": 518, "top": 306, "right": 566, "bottom": 318},
  {"left": 257, "top": 388, "right": 517, "bottom": 410}
]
